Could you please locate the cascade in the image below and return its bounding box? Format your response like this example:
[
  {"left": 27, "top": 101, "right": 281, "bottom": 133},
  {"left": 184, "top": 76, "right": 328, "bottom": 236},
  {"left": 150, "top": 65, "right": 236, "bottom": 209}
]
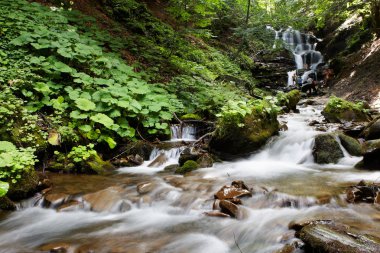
[{"left": 267, "top": 26, "right": 324, "bottom": 85}]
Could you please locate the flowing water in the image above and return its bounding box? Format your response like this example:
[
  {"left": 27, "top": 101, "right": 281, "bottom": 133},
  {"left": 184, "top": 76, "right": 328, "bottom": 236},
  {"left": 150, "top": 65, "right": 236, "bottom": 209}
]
[{"left": 1, "top": 104, "right": 380, "bottom": 253}]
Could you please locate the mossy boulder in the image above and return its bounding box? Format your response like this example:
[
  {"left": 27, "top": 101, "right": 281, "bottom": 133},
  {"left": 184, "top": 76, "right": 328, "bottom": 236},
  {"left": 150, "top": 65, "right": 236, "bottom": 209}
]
[
  {"left": 322, "top": 96, "right": 370, "bottom": 123},
  {"left": 337, "top": 133, "right": 362, "bottom": 156},
  {"left": 180, "top": 113, "right": 202, "bottom": 120},
  {"left": 0, "top": 196, "right": 16, "bottom": 211},
  {"left": 361, "top": 117, "right": 380, "bottom": 140},
  {"left": 209, "top": 101, "right": 279, "bottom": 156},
  {"left": 6, "top": 169, "right": 39, "bottom": 201},
  {"left": 175, "top": 160, "right": 199, "bottom": 174},
  {"left": 313, "top": 133, "right": 344, "bottom": 164},
  {"left": 84, "top": 153, "right": 114, "bottom": 175},
  {"left": 277, "top": 90, "right": 301, "bottom": 112}
]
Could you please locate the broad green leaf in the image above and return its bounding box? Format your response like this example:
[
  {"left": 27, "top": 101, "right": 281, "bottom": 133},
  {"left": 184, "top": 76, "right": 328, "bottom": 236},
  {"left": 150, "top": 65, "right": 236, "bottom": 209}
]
[
  {"left": 0, "top": 181, "right": 9, "bottom": 197},
  {"left": 75, "top": 98, "right": 96, "bottom": 111},
  {"left": 0, "top": 141, "right": 16, "bottom": 152},
  {"left": 70, "top": 110, "right": 88, "bottom": 119},
  {"left": 79, "top": 125, "right": 92, "bottom": 132},
  {"left": 53, "top": 61, "right": 72, "bottom": 73},
  {"left": 90, "top": 113, "right": 114, "bottom": 128},
  {"left": 100, "top": 135, "right": 117, "bottom": 149}
]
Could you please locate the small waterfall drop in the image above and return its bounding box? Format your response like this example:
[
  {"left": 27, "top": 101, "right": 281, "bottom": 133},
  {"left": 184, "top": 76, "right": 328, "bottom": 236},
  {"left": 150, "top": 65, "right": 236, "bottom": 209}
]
[{"left": 170, "top": 124, "right": 197, "bottom": 141}]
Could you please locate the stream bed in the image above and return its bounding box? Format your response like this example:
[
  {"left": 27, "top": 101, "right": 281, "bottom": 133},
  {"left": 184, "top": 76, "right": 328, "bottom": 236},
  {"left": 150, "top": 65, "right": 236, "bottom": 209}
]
[{"left": 0, "top": 103, "right": 379, "bottom": 253}]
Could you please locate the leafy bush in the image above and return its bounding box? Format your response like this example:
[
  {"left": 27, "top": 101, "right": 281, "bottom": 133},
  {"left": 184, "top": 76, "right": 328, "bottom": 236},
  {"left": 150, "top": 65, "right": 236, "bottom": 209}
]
[
  {"left": 0, "top": 0, "right": 183, "bottom": 148},
  {"left": 0, "top": 141, "right": 37, "bottom": 184}
]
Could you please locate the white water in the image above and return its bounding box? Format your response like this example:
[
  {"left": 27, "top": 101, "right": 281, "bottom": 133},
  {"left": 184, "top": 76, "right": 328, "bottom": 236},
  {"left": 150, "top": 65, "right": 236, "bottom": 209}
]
[
  {"left": 1, "top": 105, "right": 379, "bottom": 253},
  {"left": 170, "top": 124, "right": 197, "bottom": 141}
]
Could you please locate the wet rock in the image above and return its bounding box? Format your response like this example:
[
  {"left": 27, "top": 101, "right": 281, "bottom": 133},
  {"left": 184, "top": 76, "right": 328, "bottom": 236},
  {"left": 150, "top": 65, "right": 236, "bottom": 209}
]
[
  {"left": 214, "top": 185, "right": 252, "bottom": 200},
  {"left": 361, "top": 117, "right": 380, "bottom": 140},
  {"left": 163, "top": 164, "right": 179, "bottom": 172},
  {"left": 136, "top": 181, "right": 156, "bottom": 194},
  {"left": 277, "top": 90, "right": 301, "bottom": 112},
  {"left": 361, "top": 139, "right": 380, "bottom": 170},
  {"left": 274, "top": 242, "right": 303, "bottom": 253},
  {"left": 148, "top": 153, "right": 168, "bottom": 167},
  {"left": 178, "top": 152, "right": 200, "bottom": 166},
  {"left": 204, "top": 210, "right": 230, "bottom": 218},
  {"left": 196, "top": 153, "right": 213, "bottom": 168},
  {"left": 119, "top": 140, "right": 154, "bottom": 160},
  {"left": 57, "top": 200, "right": 84, "bottom": 212},
  {"left": 85, "top": 153, "right": 114, "bottom": 175},
  {"left": 44, "top": 193, "right": 69, "bottom": 208},
  {"left": 83, "top": 186, "right": 127, "bottom": 212},
  {"left": 341, "top": 122, "right": 367, "bottom": 138},
  {"left": 112, "top": 154, "right": 144, "bottom": 167},
  {"left": 39, "top": 242, "right": 71, "bottom": 253},
  {"left": 296, "top": 222, "right": 380, "bottom": 253},
  {"left": 0, "top": 196, "right": 16, "bottom": 211},
  {"left": 313, "top": 133, "right": 344, "bottom": 164},
  {"left": 219, "top": 200, "right": 240, "bottom": 218},
  {"left": 175, "top": 160, "right": 199, "bottom": 174},
  {"left": 7, "top": 169, "right": 39, "bottom": 201},
  {"left": 279, "top": 123, "right": 288, "bottom": 131},
  {"left": 346, "top": 181, "right": 380, "bottom": 204},
  {"left": 338, "top": 133, "right": 362, "bottom": 156},
  {"left": 308, "top": 120, "right": 320, "bottom": 126},
  {"left": 231, "top": 180, "right": 250, "bottom": 191}
]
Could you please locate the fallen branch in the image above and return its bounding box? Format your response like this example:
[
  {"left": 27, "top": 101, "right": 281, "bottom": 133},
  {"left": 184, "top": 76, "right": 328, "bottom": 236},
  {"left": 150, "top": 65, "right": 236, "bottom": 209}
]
[{"left": 192, "top": 132, "right": 214, "bottom": 146}]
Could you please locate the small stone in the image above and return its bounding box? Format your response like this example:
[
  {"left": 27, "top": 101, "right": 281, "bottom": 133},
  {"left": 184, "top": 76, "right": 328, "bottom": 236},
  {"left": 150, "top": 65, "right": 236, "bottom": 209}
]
[
  {"left": 136, "top": 182, "right": 156, "bottom": 194},
  {"left": 204, "top": 211, "right": 230, "bottom": 218},
  {"left": 219, "top": 200, "right": 239, "bottom": 218},
  {"left": 148, "top": 153, "right": 168, "bottom": 167},
  {"left": 214, "top": 185, "right": 252, "bottom": 200}
]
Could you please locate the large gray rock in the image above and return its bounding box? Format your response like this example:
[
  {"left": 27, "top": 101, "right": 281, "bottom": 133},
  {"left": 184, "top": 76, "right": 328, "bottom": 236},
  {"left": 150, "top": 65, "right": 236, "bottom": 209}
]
[
  {"left": 360, "top": 139, "right": 380, "bottom": 170},
  {"left": 361, "top": 117, "right": 380, "bottom": 140},
  {"left": 313, "top": 134, "right": 344, "bottom": 164},
  {"left": 295, "top": 222, "right": 380, "bottom": 253}
]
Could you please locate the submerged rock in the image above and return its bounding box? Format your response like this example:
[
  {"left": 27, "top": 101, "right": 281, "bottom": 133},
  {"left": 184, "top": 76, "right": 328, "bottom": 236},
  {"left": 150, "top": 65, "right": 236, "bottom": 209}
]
[
  {"left": 148, "top": 153, "right": 168, "bottom": 167},
  {"left": 346, "top": 181, "right": 380, "bottom": 204},
  {"left": 313, "top": 133, "right": 344, "bottom": 164},
  {"left": 295, "top": 221, "right": 380, "bottom": 253},
  {"left": 219, "top": 200, "right": 240, "bottom": 218},
  {"left": 83, "top": 186, "right": 129, "bottom": 212}
]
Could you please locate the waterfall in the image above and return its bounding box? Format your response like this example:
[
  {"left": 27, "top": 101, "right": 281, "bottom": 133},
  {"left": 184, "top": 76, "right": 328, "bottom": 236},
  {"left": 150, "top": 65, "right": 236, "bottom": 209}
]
[
  {"left": 170, "top": 124, "right": 197, "bottom": 141},
  {"left": 267, "top": 26, "right": 324, "bottom": 82}
]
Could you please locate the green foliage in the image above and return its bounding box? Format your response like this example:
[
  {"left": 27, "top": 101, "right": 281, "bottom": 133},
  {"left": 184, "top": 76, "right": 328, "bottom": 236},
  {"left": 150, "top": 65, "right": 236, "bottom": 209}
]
[
  {"left": 324, "top": 96, "right": 368, "bottom": 114},
  {"left": 180, "top": 114, "right": 202, "bottom": 120},
  {"left": 0, "top": 0, "right": 183, "bottom": 149},
  {"left": 52, "top": 144, "right": 96, "bottom": 171},
  {"left": 0, "top": 181, "right": 9, "bottom": 197},
  {"left": 0, "top": 141, "right": 37, "bottom": 184}
]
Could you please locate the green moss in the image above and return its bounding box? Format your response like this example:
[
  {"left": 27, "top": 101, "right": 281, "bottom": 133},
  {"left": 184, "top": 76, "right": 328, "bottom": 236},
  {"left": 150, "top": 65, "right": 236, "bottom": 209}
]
[
  {"left": 85, "top": 153, "right": 114, "bottom": 175},
  {"left": 276, "top": 90, "right": 301, "bottom": 112},
  {"left": 313, "top": 133, "right": 344, "bottom": 164},
  {"left": 322, "top": 96, "right": 370, "bottom": 123},
  {"left": 0, "top": 196, "right": 16, "bottom": 211},
  {"left": 338, "top": 133, "right": 362, "bottom": 156},
  {"left": 180, "top": 113, "right": 202, "bottom": 120},
  {"left": 175, "top": 160, "right": 199, "bottom": 174},
  {"left": 6, "top": 169, "right": 39, "bottom": 201}
]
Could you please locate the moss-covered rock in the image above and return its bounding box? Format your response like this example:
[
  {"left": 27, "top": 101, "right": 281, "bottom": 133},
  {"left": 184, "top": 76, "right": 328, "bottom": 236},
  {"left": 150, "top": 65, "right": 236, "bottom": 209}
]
[
  {"left": 85, "top": 153, "right": 114, "bottom": 175},
  {"left": 196, "top": 153, "right": 214, "bottom": 168},
  {"left": 313, "top": 133, "right": 344, "bottom": 164},
  {"left": 175, "top": 160, "right": 199, "bottom": 174},
  {"left": 180, "top": 113, "right": 202, "bottom": 120},
  {"left": 337, "top": 133, "right": 362, "bottom": 156},
  {"left": 277, "top": 90, "right": 301, "bottom": 112},
  {"left": 209, "top": 100, "right": 279, "bottom": 156},
  {"left": 322, "top": 96, "right": 370, "bottom": 123},
  {"left": 6, "top": 169, "right": 39, "bottom": 201},
  {"left": 0, "top": 196, "right": 16, "bottom": 211}
]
